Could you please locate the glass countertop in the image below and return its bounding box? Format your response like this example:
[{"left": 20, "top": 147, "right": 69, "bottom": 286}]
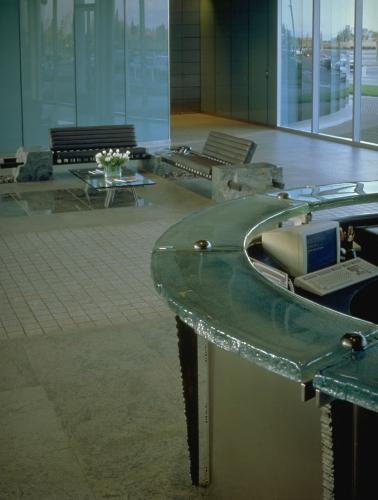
[
  {"left": 314, "top": 340, "right": 378, "bottom": 412},
  {"left": 267, "top": 180, "right": 378, "bottom": 207},
  {"left": 151, "top": 182, "right": 378, "bottom": 406}
]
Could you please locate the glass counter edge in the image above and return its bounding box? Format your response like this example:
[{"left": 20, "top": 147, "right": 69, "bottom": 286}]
[
  {"left": 313, "top": 371, "right": 378, "bottom": 413},
  {"left": 152, "top": 278, "right": 368, "bottom": 384},
  {"left": 267, "top": 182, "right": 378, "bottom": 205}
]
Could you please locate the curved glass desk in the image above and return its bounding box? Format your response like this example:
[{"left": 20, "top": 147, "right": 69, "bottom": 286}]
[{"left": 151, "top": 181, "right": 378, "bottom": 411}]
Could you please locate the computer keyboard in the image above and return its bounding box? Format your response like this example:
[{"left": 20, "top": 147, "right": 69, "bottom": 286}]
[{"left": 294, "top": 257, "right": 378, "bottom": 296}]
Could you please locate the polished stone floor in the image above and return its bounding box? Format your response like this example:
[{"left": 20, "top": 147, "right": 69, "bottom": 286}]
[{"left": 1, "top": 113, "right": 378, "bottom": 499}]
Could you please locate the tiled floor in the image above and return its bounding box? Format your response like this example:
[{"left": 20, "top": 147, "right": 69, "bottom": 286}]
[
  {"left": 1, "top": 113, "right": 378, "bottom": 499},
  {"left": 0, "top": 222, "right": 173, "bottom": 340}
]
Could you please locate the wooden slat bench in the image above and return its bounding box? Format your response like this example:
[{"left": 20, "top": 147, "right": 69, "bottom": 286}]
[
  {"left": 161, "top": 131, "right": 257, "bottom": 179},
  {"left": 49, "top": 124, "right": 150, "bottom": 164}
]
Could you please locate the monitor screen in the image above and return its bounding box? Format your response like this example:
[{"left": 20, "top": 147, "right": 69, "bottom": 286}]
[
  {"left": 306, "top": 227, "right": 338, "bottom": 273},
  {"left": 261, "top": 221, "right": 340, "bottom": 277}
]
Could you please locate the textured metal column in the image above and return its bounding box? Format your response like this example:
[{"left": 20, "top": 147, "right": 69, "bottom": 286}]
[
  {"left": 176, "top": 316, "right": 210, "bottom": 487},
  {"left": 321, "top": 401, "right": 353, "bottom": 499}
]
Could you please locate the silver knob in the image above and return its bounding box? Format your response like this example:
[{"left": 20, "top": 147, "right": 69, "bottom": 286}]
[
  {"left": 340, "top": 332, "right": 367, "bottom": 352},
  {"left": 277, "top": 192, "right": 289, "bottom": 200},
  {"left": 194, "top": 240, "right": 212, "bottom": 251}
]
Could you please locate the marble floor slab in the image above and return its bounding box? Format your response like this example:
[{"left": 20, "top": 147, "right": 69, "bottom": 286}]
[
  {"left": 21, "top": 323, "right": 196, "bottom": 498},
  {"left": 0, "top": 339, "right": 39, "bottom": 392},
  {"left": 0, "top": 386, "right": 94, "bottom": 499},
  {"left": 0, "top": 321, "right": 205, "bottom": 499}
]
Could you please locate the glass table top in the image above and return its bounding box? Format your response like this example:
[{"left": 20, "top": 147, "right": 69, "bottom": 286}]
[{"left": 70, "top": 167, "right": 156, "bottom": 190}]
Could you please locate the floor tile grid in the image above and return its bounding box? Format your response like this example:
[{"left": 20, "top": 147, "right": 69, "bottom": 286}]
[{"left": 0, "top": 221, "right": 175, "bottom": 339}]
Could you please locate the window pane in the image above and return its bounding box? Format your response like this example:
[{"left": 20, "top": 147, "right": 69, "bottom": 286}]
[
  {"left": 20, "top": 0, "right": 75, "bottom": 147},
  {"left": 125, "top": 0, "right": 169, "bottom": 142},
  {"left": 280, "top": 0, "right": 313, "bottom": 131},
  {"left": 0, "top": 0, "right": 22, "bottom": 153},
  {"left": 361, "top": 0, "right": 378, "bottom": 145},
  {"left": 319, "top": 0, "right": 354, "bottom": 139},
  {"left": 75, "top": 0, "right": 126, "bottom": 125}
]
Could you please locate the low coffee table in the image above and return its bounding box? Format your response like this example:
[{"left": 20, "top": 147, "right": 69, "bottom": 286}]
[{"left": 70, "top": 167, "right": 156, "bottom": 208}]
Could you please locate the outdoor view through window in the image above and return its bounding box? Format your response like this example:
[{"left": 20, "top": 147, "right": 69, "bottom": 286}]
[{"left": 280, "top": 0, "right": 378, "bottom": 146}]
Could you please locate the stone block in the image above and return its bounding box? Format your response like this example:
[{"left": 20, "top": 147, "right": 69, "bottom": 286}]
[
  {"left": 16, "top": 147, "right": 53, "bottom": 182},
  {"left": 131, "top": 155, "right": 158, "bottom": 174},
  {"left": 212, "top": 162, "right": 284, "bottom": 202}
]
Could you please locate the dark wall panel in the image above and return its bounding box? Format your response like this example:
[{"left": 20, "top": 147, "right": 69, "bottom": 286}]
[
  {"left": 249, "top": 0, "right": 269, "bottom": 123},
  {"left": 214, "top": 0, "right": 232, "bottom": 116},
  {"left": 231, "top": 2, "right": 250, "bottom": 120},
  {"left": 200, "top": 0, "right": 216, "bottom": 113},
  {"left": 170, "top": 0, "right": 201, "bottom": 113},
  {"left": 200, "top": 0, "right": 277, "bottom": 126}
]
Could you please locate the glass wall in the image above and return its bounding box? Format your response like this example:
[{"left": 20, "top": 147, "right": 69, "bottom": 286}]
[
  {"left": 0, "top": 0, "right": 169, "bottom": 153},
  {"left": 75, "top": 0, "right": 126, "bottom": 125},
  {"left": 361, "top": 0, "right": 378, "bottom": 144},
  {"left": 125, "top": 0, "right": 169, "bottom": 141},
  {"left": 20, "top": 0, "right": 76, "bottom": 147},
  {"left": 279, "top": 0, "right": 378, "bottom": 148},
  {"left": 0, "top": 0, "right": 23, "bottom": 153},
  {"left": 280, "top": 0, "right": 313, "bottom": 130},
  {"left": 319, "top": 0, "right": 354, "bottom": 138}
]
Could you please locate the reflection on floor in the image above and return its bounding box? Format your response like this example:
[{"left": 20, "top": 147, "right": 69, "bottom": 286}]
[
  {"left": 0, "top": 188, "right": 152, "bottom": 217},
  {"left": 0, "top": 161, "right": 213, "bottom": 218}
]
